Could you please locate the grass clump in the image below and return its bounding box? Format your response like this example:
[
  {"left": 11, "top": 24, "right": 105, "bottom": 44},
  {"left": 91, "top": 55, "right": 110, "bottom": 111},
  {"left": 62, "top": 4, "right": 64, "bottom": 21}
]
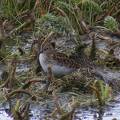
[
  {"left": 104, "top": 16, "right": 119, "bottom": 32},
  {"left": 35, "top": 13, "right": 71, "bottom": 37}
]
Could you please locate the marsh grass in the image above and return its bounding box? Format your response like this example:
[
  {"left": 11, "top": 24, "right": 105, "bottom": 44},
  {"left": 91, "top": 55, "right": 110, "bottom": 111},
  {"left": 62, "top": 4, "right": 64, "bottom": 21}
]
[
  {"left": 0, "top": 0, "right": 120, "bottom": 120},
  {"left": 0, "top": 0, "right": 35, "bottom": 19},
  {"left": 91, "top": 80, "right": 112, "bottom": 106}
]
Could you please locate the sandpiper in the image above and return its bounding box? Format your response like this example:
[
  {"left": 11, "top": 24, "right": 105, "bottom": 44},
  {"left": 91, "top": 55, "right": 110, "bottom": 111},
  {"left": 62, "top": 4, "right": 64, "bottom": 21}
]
[{"left": 39, "top": 40, "right": 80, "bottom": 77}]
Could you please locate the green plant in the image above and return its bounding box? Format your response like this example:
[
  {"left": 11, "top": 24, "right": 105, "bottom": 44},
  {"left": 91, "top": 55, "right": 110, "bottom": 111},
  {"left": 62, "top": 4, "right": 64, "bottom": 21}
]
[
  {"left": 54, "top": 0, "right": 101, "bottom": 45},
  {"left": 104, "top": 16, "right": 119, "bottom": 31},
  {"left": 12, "top": 100, "right": 30, "bottom": 120},
  {"left": 79, "top": 0, "right": 102, "bottom": 25},
  {"left": 55, "top": 0, "right": 85, "bottom": 45},
  {"left": 0, "top": 0, "right": 35, "bottom": 19},
  {"left": 91, "top": 80, "right": 112, "bottom": 106},
  {"left": 35, "top": 13, "right": 71, "bottom": 37}
]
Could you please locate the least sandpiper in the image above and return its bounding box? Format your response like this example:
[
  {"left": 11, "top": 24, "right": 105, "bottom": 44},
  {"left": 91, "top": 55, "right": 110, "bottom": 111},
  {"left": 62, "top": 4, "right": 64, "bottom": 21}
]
[{"left": 39, "top": 40, "right": 80, "bottom": 77}]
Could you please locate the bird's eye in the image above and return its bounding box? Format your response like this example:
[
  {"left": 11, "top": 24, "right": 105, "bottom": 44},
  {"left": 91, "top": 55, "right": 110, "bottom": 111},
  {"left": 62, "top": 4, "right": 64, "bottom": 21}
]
[{"left": 44, "top": 47, "right": 48, "bottom": 51}]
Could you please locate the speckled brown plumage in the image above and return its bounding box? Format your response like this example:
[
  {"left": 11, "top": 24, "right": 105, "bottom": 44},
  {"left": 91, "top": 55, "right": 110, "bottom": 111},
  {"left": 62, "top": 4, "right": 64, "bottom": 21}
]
[
  {"left": 48, "top": 52, "right": 81, "bottom": 69},
  {"left": 39, "top": 41, "right": 81, "bottom": 76}
]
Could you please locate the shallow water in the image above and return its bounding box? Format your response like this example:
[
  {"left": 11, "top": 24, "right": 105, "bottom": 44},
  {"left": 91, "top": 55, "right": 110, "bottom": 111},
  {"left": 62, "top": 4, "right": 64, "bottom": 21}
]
[
  {"left": 0, "top": 32, "right": 120, "bottom": 120},
  {"left": 74, "top": 99, "right": 120, "bottom": 120},
  {"left": 0, "top": 111, "right": 12, "bottom": 120},
  {"left": 0, "top": 57, "right": 120, "bottom": 120},
  {"left": 1, "top": 96, "right": 120, "bottom": 120}
]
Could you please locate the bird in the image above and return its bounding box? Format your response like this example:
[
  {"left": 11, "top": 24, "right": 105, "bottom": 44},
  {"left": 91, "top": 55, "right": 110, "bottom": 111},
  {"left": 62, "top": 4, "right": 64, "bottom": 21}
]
[{"left": 39, "top": 40, "right": 80, "bottom": 77}]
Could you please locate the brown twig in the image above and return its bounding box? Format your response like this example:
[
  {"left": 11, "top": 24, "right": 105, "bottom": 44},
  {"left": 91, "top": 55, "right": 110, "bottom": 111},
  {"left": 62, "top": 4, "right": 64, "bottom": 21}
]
[
  {"left": 22, "top": 79, "right": 43, "bottom": 89},
  {"left": 89, "top": 85, "right": 103, "bottom": 106},
  {"left": 6, "top": 89, "right": 33, "bottom": 100}
]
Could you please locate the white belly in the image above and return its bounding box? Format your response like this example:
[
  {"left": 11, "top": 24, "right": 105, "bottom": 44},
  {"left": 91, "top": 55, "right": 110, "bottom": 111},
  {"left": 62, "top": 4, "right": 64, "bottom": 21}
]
[
  {"left": 51, "top": 64, "right": 74, "bottom": 76},
  {"left": 39, "top": 54, "right": 75, "bottom": 76},
  {"left": 39, "top": 54, "right": 48, "bottom": 73}
]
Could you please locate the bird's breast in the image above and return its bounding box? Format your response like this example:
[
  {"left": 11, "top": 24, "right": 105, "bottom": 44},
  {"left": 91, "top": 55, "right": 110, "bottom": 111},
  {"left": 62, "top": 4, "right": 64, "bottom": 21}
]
[
  {"left": 39, "top": 53, "right": 48, "bottom": 73},
  {"left": 39, "top": 53, "right": 76, "bottom": 77}
]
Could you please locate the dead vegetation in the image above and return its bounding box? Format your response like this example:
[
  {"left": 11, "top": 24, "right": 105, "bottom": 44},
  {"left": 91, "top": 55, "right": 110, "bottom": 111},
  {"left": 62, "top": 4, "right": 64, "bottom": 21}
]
[{"left": 0, "top": 0, "right": 120, "bottom": 120}]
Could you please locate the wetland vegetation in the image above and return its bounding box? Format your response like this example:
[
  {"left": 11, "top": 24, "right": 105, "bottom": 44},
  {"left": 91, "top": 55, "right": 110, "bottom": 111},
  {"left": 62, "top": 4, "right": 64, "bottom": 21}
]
[{"left": 0, "top": 0, "right": 120, "bottom": 120}]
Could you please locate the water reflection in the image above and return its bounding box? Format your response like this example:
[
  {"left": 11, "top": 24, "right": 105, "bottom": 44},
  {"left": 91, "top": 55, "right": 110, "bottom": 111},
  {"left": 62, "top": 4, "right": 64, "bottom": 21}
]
[
  {"left": 74, "top": 100, "right": 120, "bottom": 120},
  {"left": 1, "top": 97, "right": 120, "bottom": 120}
]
